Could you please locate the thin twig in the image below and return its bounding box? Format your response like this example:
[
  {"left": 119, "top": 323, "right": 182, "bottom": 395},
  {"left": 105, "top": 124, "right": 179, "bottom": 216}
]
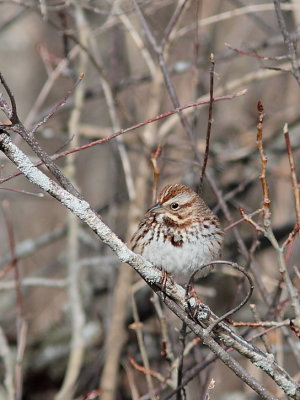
[
  {"left": 132, "top": 0, "right": 198, "bottom": 156},
  {"left": 175, "top": 3, "right": 300, "bottom": 39},
  {"left": 199, "top": 54, "right": 215, "bottom": 193},
  {"left": 0, "top": 324, "right": 15, "bottom": 400},
  {"left": 273, "top": 0, "right": 300, "bottom": 85},
  {"left": 225, "top": 42, "right": 289, "bottom": 61},
  {"left": 131, "top": 294, "right": 156, "bottom": 400},
  {"left": 0, "top": 72, "right": 19, "bottom": 123},
  {"left": 0, "top": 187, "right": 44, "bottom": 197},
  {"left": 127, "top": 357, "right": 165, "bottom": 383},
  {"left": 24, "top": 45, "right": 80, "bottom": 128},
  {"left": 202, "top": 261, "right": 253, "bottom": 334},
  {"left": 150, "top": 146, "right": 162, "bottom": 203},
  {"left": 30, "top": 73, "right": 84, "bottom": 136},
  {"left": 1, "top": 201, "right": 26, "bottom": 400},
  {"left": 176, "top": 322, "right": 187, "bottom": 400},
  {"left": 284, "top": 123, "right": 300, "bottom": 240},
  {"left": 0, "top": 90, "right": 246, "bottom": 186},
  {"left": 282, "top": 223, "right": 300, "bottom": 250},
  {"left": 239, "top": 207, "right": 264, "bottom": 233},
  {"left": 232, "top": 319, "right": 290, "bottom": 328},
  {"left": 249, "top": 303, "right": 272, "bottom": 353},
  {"left": 160, "top": 0, "right": 189, "bottom": 50},
  {"left": 256, "top": 101, "right": 271, "bottom": 226},
  {"left": 150, "top": 294, "right": 176, "bottom": 383},
  {"left": 224, "top": 208, "right": 263, "bottom": 231},
  {"left": 124, "top": 361, "right": 140, "bottom": 400}
]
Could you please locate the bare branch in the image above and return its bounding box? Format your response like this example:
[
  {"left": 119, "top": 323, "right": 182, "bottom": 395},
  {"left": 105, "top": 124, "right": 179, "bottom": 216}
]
[{"left": 273, "top": 0, "right": 300, "bottom": 85}]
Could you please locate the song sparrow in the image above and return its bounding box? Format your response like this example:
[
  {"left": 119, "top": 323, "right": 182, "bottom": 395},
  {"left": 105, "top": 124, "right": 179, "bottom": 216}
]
[{"left": 131, "top": 184, "right": 223, "bottom": 282}]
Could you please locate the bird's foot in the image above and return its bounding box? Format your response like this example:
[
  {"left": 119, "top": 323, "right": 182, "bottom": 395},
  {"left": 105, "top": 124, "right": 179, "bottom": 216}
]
[{"left": 185, "top": 284, "right": 211, "bottom": 323}]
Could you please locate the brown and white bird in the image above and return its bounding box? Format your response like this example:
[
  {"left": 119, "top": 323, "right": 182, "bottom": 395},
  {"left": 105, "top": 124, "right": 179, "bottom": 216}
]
[{"left": 131, "top": 184, "right": 223, "bottom": 282}]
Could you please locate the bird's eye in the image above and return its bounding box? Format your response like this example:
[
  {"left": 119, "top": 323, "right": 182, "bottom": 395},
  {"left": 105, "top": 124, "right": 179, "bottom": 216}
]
[{"left": 171, "top": 202, "right": 179, "bottom": 210}]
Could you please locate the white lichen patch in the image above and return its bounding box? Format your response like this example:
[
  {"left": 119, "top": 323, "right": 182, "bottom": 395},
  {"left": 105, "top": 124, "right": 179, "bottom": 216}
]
[
  {"left": 58, "top": 188, "right": 90, "bottom": 218},
  {"left": 253, "top": 354, "right": 297, "bottom": 396},
  {"left": 5, "top": 138, "right": 53, "bottom": 193},
  {"left": 142, "top": 263, "right": 162, "bottom": 284}
]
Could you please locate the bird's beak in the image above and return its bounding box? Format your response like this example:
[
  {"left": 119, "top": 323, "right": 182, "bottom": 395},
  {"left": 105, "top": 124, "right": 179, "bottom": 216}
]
[{"left": 148, "top": 202, "right": 164, "bottom": 214}]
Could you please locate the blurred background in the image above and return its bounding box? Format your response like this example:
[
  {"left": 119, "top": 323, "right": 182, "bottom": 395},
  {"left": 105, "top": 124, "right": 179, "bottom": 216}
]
[{"left": 0, "top": 1, "right": 299, "bottom": 399}]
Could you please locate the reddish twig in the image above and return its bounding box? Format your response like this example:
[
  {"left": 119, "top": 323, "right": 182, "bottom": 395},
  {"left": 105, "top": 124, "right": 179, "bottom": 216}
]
[
  {"left": 256, "top": 101, "right": 271, "bottom": 226},
  {"left": 0, "top": 187, "right": 44, "bottom": 197},
  {"left": 283, "top": 223, "right": 300, "bottom": 250},
  {"left": 239, "top": 207, "right": 264, "bottom": 233},
  {"left": 0, "top": 262, "right": 14, "bottom": 280},
  {"left": 225, "top": 42, "right": 288, "bottom": 61},
  {"left": 128, "top": 356, "right": 165, "bottom": 383},
  {"left": 199, "top": 53, "right": 215, "bottom": 193},
  {"left": 74, "top": 389, "right": 103, "bottom": 400},
  {"left": 224, "top": 208, "right": 263, "bottom": 231},
  {"left": 0, "top": 90, "right": 246, "bottom": 185}
]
